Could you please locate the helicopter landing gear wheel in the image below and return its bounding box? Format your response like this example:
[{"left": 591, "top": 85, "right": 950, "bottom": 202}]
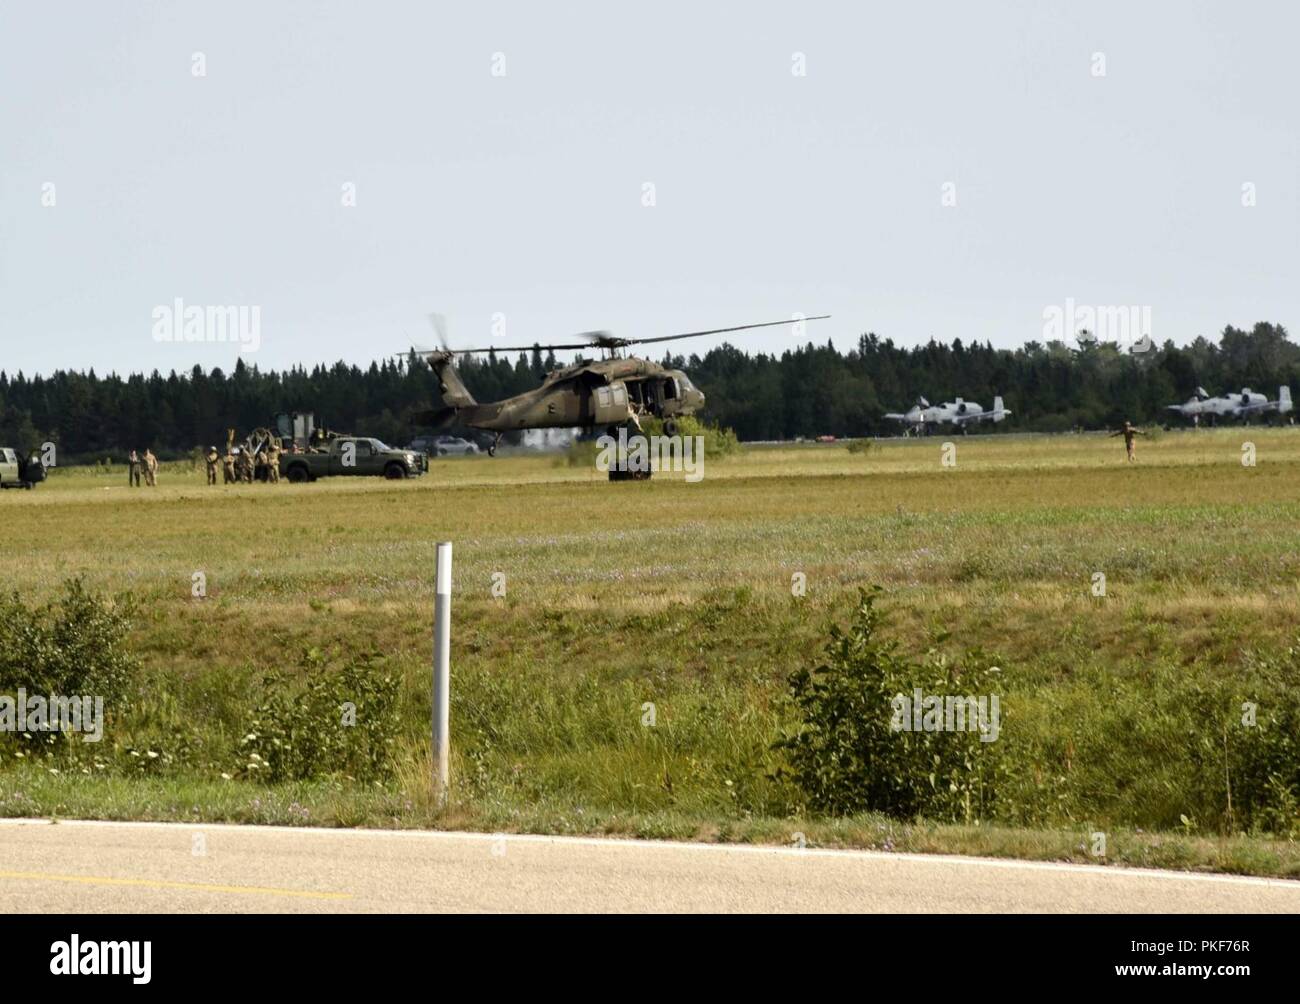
[
  {"left": 663, "top": 419, "right": 678, "bottom": 437},
  {"left": 487, "top": 433, "right": 503, "bottom": 457}
]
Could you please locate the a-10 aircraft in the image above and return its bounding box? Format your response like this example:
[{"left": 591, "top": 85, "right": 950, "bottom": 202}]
[
  {"left": 1166, "top": 386, "right": 1293, "bottom": 425},
  {"left": 883, "top": 395, "right": 1011, "bottom": 435}
]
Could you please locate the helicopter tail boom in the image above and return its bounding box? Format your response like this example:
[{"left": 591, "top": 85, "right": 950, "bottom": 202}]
[{"left": 423, "top": 351, "right": 478, "bottom": 408}]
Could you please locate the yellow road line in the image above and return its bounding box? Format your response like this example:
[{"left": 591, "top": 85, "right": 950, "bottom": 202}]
[{"left": 0, "top": 870, "right": 351, "bottom": 900}]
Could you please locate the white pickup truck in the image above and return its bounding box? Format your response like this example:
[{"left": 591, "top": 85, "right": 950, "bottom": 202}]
[{"left": 0, "top": 447, "right": 46, "bottom": 490}]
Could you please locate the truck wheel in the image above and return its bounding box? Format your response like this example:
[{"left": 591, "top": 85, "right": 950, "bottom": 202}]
[
  {"left": 287, "top": 466, "right": 309, "bottom": 484},
  {"left": 384, "top": 463, "right": 407, "bottom": 480}
]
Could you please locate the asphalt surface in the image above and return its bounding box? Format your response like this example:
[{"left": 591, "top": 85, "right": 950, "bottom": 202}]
[{"left": 2, "top": 818, "right": 1297, "bottom": 913}]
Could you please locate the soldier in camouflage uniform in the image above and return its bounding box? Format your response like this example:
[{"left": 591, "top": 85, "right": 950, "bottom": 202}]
[
  {"left": 266, "top": 440, "right": 281, "bottom": 483},
  {"left": 205, "top": 446, "right": 220, "bottom": 485},
  {"left": 223, "top": 448, "right": 237, "bottom": 484},
  {"left": 143, "top": 448, "right": 159, "bottom": 486},
  {"left": 1110, "top": 421, "right": 1146, "bottom": 462},
  {"left": 128, "top": 449, "right": 142, "bottom": 487}
]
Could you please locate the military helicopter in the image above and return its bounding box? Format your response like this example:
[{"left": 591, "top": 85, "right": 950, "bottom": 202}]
[{"left": 408, "top": 314, "right": 830, "bottom": 456}]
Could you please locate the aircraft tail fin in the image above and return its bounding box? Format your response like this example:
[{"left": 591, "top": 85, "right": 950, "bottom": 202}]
[
  {"left": 992, "top": 395, "right": 1008, "bottom": 421},
  {"left": 1280, "top": 386, "right": 1293, "bottom": 414},
  {"left": 423, "top": 351, "right": 477, "bottom": 408}
]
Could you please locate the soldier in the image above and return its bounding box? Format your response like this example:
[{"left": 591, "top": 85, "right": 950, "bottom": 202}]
[
  {"left": 223, "top": 447, "right": 237, "bottom": 484},
  {"left": 128, "top": 449, "right": 142, "bottom": 488},
  {"left": 205, "top": 445, "right": 220, "bottom": 485},
  {"left": 143, "top": 448, "right": 158, "bottom": 486},
  {"left": 242, "top": 447, "right": 254, "bottom": 484},
  {"left": 1110, "top": 420, "right": 1146, "bottom": 462},
  {"left": 266, "top": 440, "right": 281, "bottom": 484}
]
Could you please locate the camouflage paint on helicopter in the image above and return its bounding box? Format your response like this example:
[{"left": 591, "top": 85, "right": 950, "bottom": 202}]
[{"left": 411, "top": 315, "right": 829, "bottom": 455}]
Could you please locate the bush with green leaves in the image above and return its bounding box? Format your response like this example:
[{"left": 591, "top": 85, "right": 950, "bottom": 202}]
[
  {"left": 0, "top": 579, "right": 138, "bottom": 705},
  {"left": 644, "top": 415, "right": 742, "bottom": 457},
  {"left": 0, "top": 579, "right": 139, "bottom": 762},
  {"left": 237, "top": 650, "right": 401, "bottom": 784},
  {"left": 775, "top": 588, "right": 1010, "bottom": 823}
]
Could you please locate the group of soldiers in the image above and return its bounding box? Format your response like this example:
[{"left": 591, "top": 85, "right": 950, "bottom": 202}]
[
  {"left": 130, "top": 442, "right": 285, "bottom": 486},
  {"left": 126, "top": 448, "right": 159, "bottom": 487},
  {"left": 208, "top": 439, "right": 282, "bottom": 484}
]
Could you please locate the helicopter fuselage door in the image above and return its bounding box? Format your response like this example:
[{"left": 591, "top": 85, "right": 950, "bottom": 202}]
[{"left": 590, "top": 382, "right": 631, "bottom": 426}]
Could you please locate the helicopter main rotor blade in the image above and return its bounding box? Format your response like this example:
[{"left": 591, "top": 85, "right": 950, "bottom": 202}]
[
  {"left": 614, "top": 315, "right": 831, "bottom": 347},
  {"left": 423, "top": 315, "right": 830, "bottom": 355},
  {"left": 423, "top": 341, "right": 598, "bottom": 355}
]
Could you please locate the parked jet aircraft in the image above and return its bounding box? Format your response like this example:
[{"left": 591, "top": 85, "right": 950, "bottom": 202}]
[
  {"left": 884, "top": 395, "right": 1010, "bottom": 435},
  {"left": 1165, "top": 387, "right": 1213, "bottom": 423},
  {"left": 1166, "top": 386, "right": 1292, "bottom": 425}
]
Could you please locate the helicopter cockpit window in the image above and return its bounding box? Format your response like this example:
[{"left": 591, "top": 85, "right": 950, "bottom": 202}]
[{"left": 664, "top": 378, "right": 678, "bottom": 400}]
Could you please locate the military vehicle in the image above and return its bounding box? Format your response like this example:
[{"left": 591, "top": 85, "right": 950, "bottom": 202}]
[
  {"left": 410, "top": 314, "right": 830, "bottom": 456},
  {"left": 280, "top": 437, "right": 425, "bottom": 482},
  {"left": 0, "top": 447, "right": 46, "bottom": 490}
]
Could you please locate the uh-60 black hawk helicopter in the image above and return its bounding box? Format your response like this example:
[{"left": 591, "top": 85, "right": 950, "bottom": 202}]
[{"left": 409, "top": 314, "right": 829, "bottom": 476}]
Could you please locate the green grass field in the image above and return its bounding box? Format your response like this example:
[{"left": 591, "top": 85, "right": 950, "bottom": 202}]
[{"left": 3, "top": 427, "right": 1300, "bottom": 876}]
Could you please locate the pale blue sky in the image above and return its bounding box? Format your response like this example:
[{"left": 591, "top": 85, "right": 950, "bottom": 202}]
[{"left": 1, "top": 0, "right": 1296, "bottom": 377}]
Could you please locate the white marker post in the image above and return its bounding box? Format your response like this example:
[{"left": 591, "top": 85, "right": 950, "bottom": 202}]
[{"left": 433, "top": 541, "right": 452, "bottom": 806}]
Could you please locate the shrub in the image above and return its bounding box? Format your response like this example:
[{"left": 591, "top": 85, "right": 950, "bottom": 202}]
[
  {"left": 237, "top": 651, "right": 401, "bottom": 784},
  {"left": 774, "top": 588, "right": 1009, "bottom": 823},
  {"left": 0, "top": 580, "right": 139, "bottom": 762},
  {"left": 643, "top": 415, "right": 743, "bottom": 457},
  {"left": 0, "top": 579, "right": 138, "bottom": 704}
]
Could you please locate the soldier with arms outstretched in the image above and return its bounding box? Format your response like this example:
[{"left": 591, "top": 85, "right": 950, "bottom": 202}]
[{"left": 1110, "top": 421, "right": 1146, "bottom": 462}]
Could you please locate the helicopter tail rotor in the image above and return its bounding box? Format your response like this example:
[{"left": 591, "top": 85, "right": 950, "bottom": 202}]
[{"left": 429, "top": 313, "right": 452, "bottom": 352}]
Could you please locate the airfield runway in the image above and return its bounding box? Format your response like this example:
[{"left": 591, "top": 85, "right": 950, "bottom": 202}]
[{"left": 2, "top": 818, "right": 1297, "bottom": 913}]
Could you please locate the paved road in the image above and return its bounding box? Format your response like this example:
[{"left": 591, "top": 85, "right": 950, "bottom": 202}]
[{"left": 2, "top": 818, "right": 1297, "bottom": 913}]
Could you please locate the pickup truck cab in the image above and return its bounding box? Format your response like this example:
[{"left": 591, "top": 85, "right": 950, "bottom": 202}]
[
  {"left": 0, "top": 447, "right": 45, "bottom": 490},
  {"left": 280, "top": 437, "right": 425, "bottom": 483}
]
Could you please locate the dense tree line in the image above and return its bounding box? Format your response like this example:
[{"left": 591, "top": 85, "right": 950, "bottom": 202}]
[{"left": 1, "top": 322, "right": 1295, "bottom": 459}]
